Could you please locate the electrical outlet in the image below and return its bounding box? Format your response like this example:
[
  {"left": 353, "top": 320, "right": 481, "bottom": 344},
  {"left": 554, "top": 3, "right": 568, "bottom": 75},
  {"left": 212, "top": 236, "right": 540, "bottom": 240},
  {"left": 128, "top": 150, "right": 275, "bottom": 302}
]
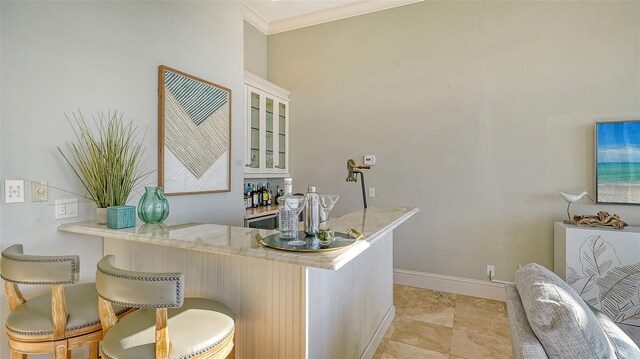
[
  {"left": 368, "top": 187, "right": 376, "bottom": 197},
  {"left": 55, "top": 198, "right": 78, "bottom": 219},
  {"left": 5, "top": 180, "right": 25, "bottom": 203},
  {"left": 32, "top": 181, "right": 48, "bottom": 202},
  {"left": 487, "top": 265, "right": 495, "bottom": 277},
  {"left": 68, "top": 200, "right": 77, "bottom": 216}
]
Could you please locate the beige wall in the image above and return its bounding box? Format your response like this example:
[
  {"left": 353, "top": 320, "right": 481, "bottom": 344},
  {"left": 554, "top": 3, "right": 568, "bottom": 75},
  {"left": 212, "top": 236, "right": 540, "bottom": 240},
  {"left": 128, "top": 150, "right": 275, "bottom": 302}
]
[
  {"left": 268, "top": 1, "right": 640, "bottom": 281},
  {"left": 244, "top": 21, "right": 268, "bottom": 78}
]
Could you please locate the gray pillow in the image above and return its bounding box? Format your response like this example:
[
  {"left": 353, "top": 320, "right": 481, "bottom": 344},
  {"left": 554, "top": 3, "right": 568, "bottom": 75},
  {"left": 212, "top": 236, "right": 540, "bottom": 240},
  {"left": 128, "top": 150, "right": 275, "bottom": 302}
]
[
  {"left": 589, "top": 304, "right": 640, "bottom": 358},
  {"left": 618, "top": 323, "right": 640, "bottom": 347},
  {"left": 515, "top": 263, "right": 615, "bottom": 358}
]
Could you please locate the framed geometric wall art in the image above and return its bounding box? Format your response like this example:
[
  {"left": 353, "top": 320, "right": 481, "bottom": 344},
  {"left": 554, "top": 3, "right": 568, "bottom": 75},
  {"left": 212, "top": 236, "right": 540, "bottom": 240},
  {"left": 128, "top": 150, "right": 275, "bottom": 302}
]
[{"left": 158, "top": 65, "right": 232, "bottom": 195}]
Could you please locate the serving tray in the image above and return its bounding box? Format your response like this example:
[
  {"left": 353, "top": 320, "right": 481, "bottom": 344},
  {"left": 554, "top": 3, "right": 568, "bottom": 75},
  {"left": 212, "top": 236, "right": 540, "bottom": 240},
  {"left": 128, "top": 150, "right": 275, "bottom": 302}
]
[{"left": 257, "top": 231, "right": 356, "bottom": 252}]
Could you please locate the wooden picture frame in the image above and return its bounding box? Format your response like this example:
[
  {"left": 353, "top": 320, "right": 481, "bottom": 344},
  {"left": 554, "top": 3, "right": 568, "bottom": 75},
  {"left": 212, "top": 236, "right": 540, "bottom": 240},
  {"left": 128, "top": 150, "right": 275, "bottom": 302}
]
[{"left": 158, "top": 65, "right": 232, "bottom": 196}]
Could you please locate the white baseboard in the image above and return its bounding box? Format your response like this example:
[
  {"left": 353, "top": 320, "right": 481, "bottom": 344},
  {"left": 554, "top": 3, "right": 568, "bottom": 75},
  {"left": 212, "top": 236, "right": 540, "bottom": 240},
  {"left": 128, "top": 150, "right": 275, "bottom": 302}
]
[
  {"left": 361, "top": 305, "right": 395, "bottom": 359},
  {"left": 393, "top": 268, "right": 506, "bottom": 302}
]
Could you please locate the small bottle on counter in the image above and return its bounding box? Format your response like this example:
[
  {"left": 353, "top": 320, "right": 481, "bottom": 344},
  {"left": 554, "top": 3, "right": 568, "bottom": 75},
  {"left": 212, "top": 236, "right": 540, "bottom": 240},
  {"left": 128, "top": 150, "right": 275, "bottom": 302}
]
[
  {"left": 278, "top": 178, "right": 297, "bottom": 239},
  {"left": 262, "top": 182, "right": 269, "bottom": 206},
  {"left": 257, "top": 183, "right": 263, "bottom": 206},
  {"left": 274, "top": 185, "right": 281, "bottom": 205},
  {"left": 245, "top": 183, "right": 253, "bottom": 208},
  {"left": 251, "top": 185, "right": 259, "bottom": 208},
  {"left": 267, "top": 183, "right": 273, "bottom": 205},
  {"left": 256, "top": 184, "right": 262, "bottom": 206},
  {"left": 304, "top": 185, "right": 320, "bottom": 236}
]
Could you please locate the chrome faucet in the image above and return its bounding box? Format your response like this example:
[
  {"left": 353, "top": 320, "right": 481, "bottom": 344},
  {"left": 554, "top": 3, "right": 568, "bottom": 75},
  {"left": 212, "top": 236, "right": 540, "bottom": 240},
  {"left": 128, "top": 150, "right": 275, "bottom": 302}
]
[
  {"left": 346, "top": 159, "right": 359, "bottom": 182},
  {"left": 346, "top": 159, "right": 370, "bottom": 208}
]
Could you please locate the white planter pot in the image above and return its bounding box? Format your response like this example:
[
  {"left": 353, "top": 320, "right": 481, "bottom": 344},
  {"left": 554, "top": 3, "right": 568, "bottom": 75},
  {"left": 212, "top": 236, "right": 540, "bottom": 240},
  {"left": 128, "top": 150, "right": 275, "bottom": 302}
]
[{"left": 96, "top": 208, "right": 107, "bottom": 225}]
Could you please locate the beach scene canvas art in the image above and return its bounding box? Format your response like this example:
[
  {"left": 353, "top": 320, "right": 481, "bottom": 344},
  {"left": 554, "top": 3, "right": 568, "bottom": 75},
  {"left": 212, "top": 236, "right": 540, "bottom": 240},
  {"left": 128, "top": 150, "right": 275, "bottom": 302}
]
[{"left": 597, "top": 121, "right": 640, "bottom": 204}]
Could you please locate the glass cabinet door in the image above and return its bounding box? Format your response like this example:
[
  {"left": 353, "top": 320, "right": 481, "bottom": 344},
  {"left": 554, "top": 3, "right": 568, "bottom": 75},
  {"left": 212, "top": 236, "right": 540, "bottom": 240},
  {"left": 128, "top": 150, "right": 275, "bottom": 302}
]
[
  {"left": 265, "top": 97, "right": 275, "bottom": 170},
  {"left": 278, "top": 102, "right": 287, "bottom": 172},
  {"left": 249, "top": 91, "right": 260, "bottom": 169},
  {"left": 244, "top": 76, "right": 290, "bottom": 176}
]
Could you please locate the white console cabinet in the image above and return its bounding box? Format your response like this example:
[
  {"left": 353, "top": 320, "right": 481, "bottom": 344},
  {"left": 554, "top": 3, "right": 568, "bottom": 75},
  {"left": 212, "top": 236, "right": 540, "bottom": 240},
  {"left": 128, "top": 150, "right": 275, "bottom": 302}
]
[{"left": 554, "top": 222, "right": 640, "bottom": 325}]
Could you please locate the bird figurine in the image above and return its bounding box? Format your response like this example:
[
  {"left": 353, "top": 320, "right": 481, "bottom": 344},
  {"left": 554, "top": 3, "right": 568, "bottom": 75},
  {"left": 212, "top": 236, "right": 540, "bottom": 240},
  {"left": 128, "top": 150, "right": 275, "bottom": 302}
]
[{"left": 559, "top": 191, "right": 594, "bottom": 222}]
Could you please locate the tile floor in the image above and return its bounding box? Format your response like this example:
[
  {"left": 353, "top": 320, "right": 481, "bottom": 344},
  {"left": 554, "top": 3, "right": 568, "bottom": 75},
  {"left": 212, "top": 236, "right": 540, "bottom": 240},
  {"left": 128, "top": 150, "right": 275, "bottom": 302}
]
[{"left": 373, "top": 285, "right": 512, "bottom": 359}]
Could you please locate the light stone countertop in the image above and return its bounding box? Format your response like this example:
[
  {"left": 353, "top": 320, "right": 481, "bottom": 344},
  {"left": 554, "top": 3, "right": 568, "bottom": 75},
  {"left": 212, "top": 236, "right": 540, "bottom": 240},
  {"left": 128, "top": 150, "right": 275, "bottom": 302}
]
[{"left": 58, "top": 206, "right": 418, "bottom": 270}]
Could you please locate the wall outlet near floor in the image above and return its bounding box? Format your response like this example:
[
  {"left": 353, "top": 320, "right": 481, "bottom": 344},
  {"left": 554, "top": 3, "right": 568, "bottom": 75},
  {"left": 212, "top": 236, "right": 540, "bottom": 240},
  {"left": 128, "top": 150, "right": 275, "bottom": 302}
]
[
  {"left": 487, "top": 265, "right": 495, "bottom": 278},
  {"left": 55, "top": 198, "right": 78, "bottom": 219},
  {"left": 5, "top": 179, "right": 25, "bottom": 203}
]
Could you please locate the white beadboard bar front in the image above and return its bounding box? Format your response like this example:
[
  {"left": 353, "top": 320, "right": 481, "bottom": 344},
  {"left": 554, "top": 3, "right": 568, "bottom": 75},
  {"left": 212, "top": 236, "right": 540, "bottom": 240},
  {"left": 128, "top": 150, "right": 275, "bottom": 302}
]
[{"left": 58, "top": 206, "right": 418, "bottom": 359}]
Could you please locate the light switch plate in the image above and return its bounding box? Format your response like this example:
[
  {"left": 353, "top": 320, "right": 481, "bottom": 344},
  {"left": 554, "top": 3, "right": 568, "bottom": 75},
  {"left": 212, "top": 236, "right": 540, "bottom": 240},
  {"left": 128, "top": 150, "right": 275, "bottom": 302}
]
[
  {"left": 32, "top": 181, "right": 48, "bottom": 202},
  {"left": 5, "top": 180, "right": 25, "bottom": 203}
]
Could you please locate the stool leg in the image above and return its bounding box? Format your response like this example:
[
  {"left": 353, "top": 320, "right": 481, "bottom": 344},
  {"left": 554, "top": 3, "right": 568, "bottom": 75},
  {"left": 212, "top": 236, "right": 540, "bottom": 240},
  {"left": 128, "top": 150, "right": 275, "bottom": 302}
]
[
  {"left": 10, "top": 349, "right": 26, "bottom": 359},
  {"left": 54, "top": 340, "right": 68, "bottom": 359},
  {"left": 89, "top": 341, "right": 99, "bottom": 359}
]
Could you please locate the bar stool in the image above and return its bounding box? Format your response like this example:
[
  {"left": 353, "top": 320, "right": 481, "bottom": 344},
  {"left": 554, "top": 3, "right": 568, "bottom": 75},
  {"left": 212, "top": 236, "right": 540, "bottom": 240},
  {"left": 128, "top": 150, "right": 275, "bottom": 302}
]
[
  {"left": 95, "top": 255, "right": 235, "bottom": 359},
  {"left": 1, "top": 244, "right": 131, "bottom": 359}
]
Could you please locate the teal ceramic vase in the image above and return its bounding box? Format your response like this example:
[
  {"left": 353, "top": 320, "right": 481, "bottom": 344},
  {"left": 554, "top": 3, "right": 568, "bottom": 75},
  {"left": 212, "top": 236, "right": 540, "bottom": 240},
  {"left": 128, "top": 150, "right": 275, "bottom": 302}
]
[{"left": 138, "top": 187, "right": 169, "bottom": 224}]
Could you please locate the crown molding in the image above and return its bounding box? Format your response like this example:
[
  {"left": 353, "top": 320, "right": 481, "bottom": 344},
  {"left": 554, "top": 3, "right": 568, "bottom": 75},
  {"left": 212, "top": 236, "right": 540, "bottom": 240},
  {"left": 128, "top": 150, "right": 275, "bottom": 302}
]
[
  {"left": 244, "top": 71, "right": 291, "bottom": 99},
  {"left": 267, "top": 0, "right": 425, "bottom": 35},
  {"left": 243, "top": 4, "right": 269, "bottom": 35}
]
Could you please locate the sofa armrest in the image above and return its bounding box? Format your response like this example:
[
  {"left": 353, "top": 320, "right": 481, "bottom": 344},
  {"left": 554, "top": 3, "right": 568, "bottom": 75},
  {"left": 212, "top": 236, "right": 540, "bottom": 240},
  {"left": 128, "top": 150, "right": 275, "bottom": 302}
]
[{"left": 505, "top": 283, "right": 549, "bottom": 359}]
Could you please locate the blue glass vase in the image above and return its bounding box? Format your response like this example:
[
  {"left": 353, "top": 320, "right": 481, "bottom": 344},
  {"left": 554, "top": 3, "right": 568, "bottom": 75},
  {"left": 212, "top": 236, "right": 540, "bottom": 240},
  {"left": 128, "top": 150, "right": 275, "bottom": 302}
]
[{"left": 138, "top": 187, "right": 169, "bottom": 224}]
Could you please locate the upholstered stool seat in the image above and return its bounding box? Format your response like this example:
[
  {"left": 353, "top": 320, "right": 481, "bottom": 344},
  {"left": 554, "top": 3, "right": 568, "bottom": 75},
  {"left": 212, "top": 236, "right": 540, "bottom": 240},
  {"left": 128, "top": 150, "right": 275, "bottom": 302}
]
[
  {"left": 6, "top": 282, "right": 129, "bottom": 338},
  {"left": 96, "top": 255, "right": 235, "bottom": 359},
  {"left": 1, "top": 244, "right": 132, "bottom": 359},
  {"left": 102, "top": 298, "right": 235, "bottom": 359}
]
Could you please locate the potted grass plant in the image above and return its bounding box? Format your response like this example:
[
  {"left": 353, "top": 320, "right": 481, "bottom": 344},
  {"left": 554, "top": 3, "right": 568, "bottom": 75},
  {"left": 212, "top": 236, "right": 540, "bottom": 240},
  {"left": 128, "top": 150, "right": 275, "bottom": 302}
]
[{"left": 58, "top": 111, "right": 149, "bottom": 224}]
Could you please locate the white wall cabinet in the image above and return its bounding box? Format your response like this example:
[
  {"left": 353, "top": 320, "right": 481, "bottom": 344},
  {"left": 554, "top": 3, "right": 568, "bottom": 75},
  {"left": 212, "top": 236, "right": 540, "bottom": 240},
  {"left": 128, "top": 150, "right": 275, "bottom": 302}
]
[{"left": 244, "top": 71, "right": 290, "bottom": 178}]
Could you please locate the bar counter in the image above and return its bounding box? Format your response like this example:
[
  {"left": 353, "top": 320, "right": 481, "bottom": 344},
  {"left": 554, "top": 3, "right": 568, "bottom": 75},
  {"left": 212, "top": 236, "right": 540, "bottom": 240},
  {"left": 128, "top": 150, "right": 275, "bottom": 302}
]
[
  {"left": 58, "top": 206, "right": 418, "bottom": 359},
  {"left": 58, "top": 206, "right": 417, "bottom": 270}
]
